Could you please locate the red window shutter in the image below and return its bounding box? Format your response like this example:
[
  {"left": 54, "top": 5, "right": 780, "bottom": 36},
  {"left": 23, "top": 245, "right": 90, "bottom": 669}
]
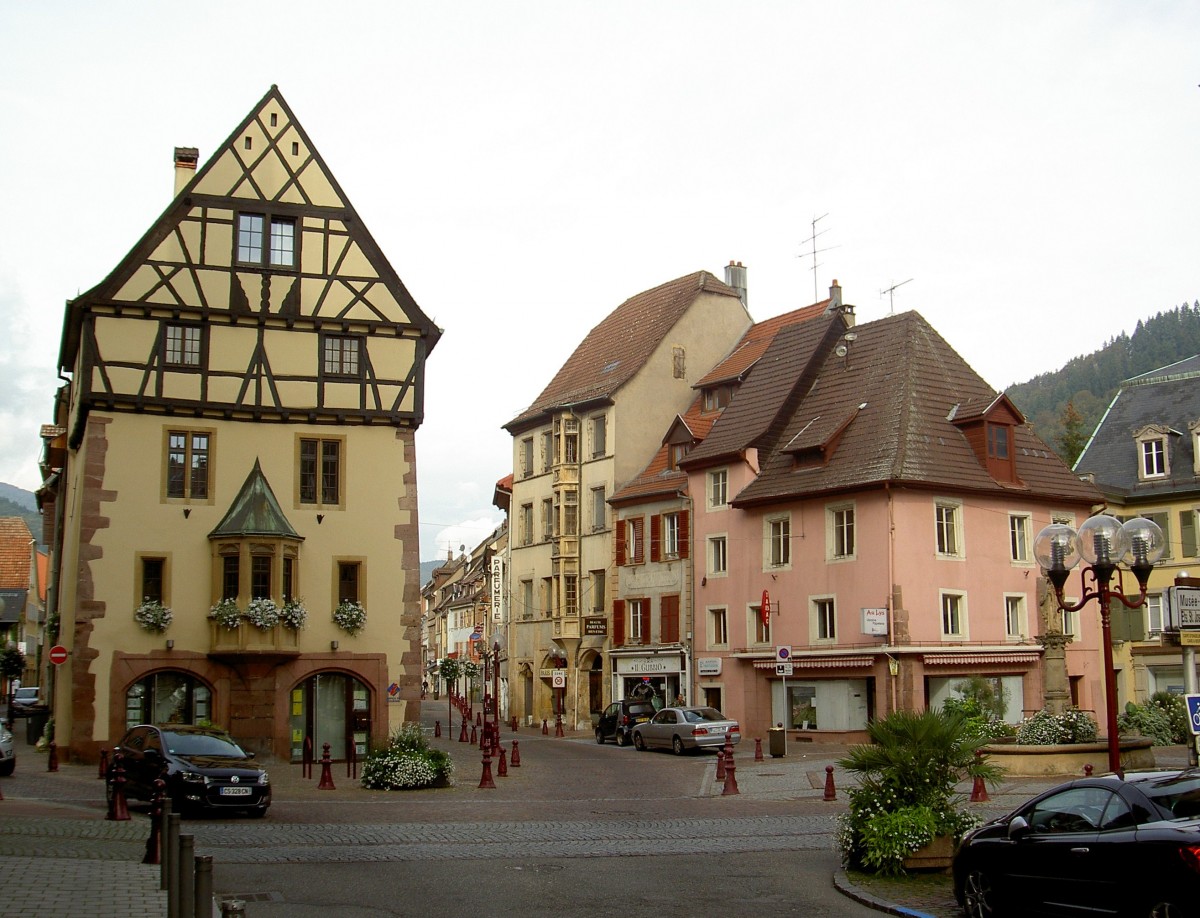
[
  {"left": 613, "top": 599, "right": 626, "bottom": 646},
  {"left": 678, "top": 510, "right": 689, "bottom": 559},
  {"left": 661, "top": 594, "right": 679, "bottom": 643},
  {"left": 631, "top": 517, "right": 645, "bottom": 564},
  {"left": 639, "top": 600, "right": 651, "bottom": 643},
  {"left": 650, "top": 514, "right": 662, "bottom": 563},
  {"left": 616, "top": 520, "right": 626, "bottom": 566}
]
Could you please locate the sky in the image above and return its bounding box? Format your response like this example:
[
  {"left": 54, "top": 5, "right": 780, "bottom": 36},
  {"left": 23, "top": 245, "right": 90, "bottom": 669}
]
[{"left": 1, "top": 2, "right": 1197, "bottom": 562}]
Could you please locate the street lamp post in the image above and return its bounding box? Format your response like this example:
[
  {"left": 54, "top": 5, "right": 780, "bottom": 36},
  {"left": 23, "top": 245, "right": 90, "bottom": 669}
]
[{"left": 1034, "top": 514, "right": 1165, "bottom": 777}]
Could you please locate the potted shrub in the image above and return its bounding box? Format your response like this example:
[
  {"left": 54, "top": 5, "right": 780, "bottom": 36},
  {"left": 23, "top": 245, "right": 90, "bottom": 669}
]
[{"left": 836, "top": 708, "right": 1001, "bottom": 876}]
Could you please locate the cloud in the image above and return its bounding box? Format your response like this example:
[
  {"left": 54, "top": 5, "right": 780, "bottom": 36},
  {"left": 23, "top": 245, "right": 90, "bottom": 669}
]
[{"left": 426, "top": 515, "right": 504, "bottom": 562}]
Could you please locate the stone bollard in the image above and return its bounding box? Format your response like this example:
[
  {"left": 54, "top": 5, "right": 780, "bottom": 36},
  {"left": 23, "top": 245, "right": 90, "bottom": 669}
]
[
  {"left": 478, "top": 748, "right": 496, "bottom": 789},
  {"left": 721, "top": 749, "right": 739, "bottom": 796},
  {"left": 510, "top": 740, "right": 521, "bottom": 767},
  {"left": 99, "top": 748, "right": 109, "bottom": 779},
  {"left": 970, "top": 750, "right": 989, "bottom": 803},
  {"left": 754, "top": 738, "right": 764, "bottom": 762},
  {"left": 434, "top": 720, "right": 441, "bottom": 738},
  {"left": 823, "top": 765, "right": 837, "bottom": 801},
  {"left": 107, "top": 752, "right": 131, "bottom": 821},
  {"left": 317, "top": 742, "right": 336, "bottom": 790},
  {"left": 542, "top": 718, "right": 549, "bottom": 735},
  {"left": 497, "top": 746, "right": 508, "bottom": 777},
  {"left": 47, "top": 740, "right": 59, "bottom": 772}
]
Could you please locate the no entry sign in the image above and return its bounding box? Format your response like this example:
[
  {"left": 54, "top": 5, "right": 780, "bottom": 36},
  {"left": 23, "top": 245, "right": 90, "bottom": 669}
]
[{"left": 49, "top": 645, "right": 68, "bottom": 665}]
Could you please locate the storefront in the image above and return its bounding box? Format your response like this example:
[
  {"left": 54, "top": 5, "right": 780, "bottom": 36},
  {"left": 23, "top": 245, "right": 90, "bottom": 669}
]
[{"left": 611, "top": 649, "right": 687, "bottom": 706}]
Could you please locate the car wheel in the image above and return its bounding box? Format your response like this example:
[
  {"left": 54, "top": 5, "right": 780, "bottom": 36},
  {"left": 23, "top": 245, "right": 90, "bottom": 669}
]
[
  {"left": 633, "top": 732, "right": 646, "bottom": 751},
  {"left": 1148, "top": 904, "right": 1183, "bottom": 918},
  {"left": 615, "top": 731, "right": 628, "bottom": 748},
  {"left": 961, "top": 868, "right": 997, "bottom": 918},
  {"left": 595, "top": 729, "right": 605, "bottom": 745},
  {"left": 671, "top": 736, "right": 685, "bottom": 756},
  {"left": 0, "top": 759, "right": 14, "bottom": 777}
]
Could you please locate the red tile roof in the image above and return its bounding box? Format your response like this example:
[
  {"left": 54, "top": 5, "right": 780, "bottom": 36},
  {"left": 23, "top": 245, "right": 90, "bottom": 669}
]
[
  {"left": 695, "top": 299, "right": 833, "bottom": 388},
  {"left": 504, "top": 270, "right": 743, "bottom": 432},
  {"left": 0, "top": 518, "right": 35, "bottom": 589}
]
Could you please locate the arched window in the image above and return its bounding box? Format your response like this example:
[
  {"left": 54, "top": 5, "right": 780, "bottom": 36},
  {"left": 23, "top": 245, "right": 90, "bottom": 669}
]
[
  {"left": 125, "top": 671, "right": 212, "bottom": 731},
  {"left": 288, "top": 672, "right": 371, "bottom": 763}
]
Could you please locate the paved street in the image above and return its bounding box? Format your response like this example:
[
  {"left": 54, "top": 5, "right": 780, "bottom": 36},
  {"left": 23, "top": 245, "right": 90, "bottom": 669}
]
[{"left": 3, "top": 711, "right": 1185, "bottom": 917}]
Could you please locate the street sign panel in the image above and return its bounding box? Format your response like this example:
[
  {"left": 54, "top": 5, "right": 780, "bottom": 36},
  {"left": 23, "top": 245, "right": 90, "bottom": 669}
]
[
  {"left": 1186, "top": 695, "right": 1200, "bottom": 736},
  {"left": 49, "top": 644, "right": 68, "bottom": 665},
  {"left": 1177, "top": 587, "right": 1200, "bottom": 628},
  {"left": 775, "top": 645, "right": 792, "bottom": 663},
  {"left": 551, "top": 671, "right": 566, "bottom": 689},
  {"left": 775, "top": 662, "right": 794, "bottom": 676}
]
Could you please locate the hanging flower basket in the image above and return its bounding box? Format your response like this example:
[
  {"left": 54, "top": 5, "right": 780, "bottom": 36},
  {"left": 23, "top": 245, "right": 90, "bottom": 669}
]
[
  {"left": 244, "top": 598, "right": 281, "bottom": 631},
  {"left": 209, "top": 598, "right": 242, "bottom": 631},
  {"left": 333, "top": 600, "right": 367, "bottom": 636},
  {"left": 134, "top": 599, "right": 173, "bottom": 634},
  {"left": 280, "top": 599, "right": 308, "bottom": 631}
]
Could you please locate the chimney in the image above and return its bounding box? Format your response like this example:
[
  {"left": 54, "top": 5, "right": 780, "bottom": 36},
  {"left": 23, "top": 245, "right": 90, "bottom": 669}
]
[
  {"left": 174, "top": 146, "right": 199, "bottom": 197},
  {"left": 824, "top": 279, "right": 855, "bottom": 327},
  {"left": 723, "top": 260, "right": 748, "bottom": 308}
]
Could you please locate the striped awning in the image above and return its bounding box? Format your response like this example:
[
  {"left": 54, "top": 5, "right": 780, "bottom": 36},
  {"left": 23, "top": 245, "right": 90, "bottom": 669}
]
[
  {"left": 752, "top": 655, "right": 875, "bottom": 670},
  {"left": 923, "top": 652, "right": 1040, "bottom": 666}
]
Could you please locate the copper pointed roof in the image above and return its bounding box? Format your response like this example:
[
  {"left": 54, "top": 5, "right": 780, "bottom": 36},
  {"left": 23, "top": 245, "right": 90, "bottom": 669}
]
[
  {"left": 504, "top": 270, "right": 745, "bottom": 432},
  {"left": 209, "top": 460, "right": 302, "bottom": 540}
]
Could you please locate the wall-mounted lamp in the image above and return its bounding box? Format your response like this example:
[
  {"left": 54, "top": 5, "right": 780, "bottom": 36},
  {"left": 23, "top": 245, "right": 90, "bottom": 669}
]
[
  {"left": 330, "top": 640, "right": 339, "bottom": 651},
  {"left": 182, "top": 508, "right": 191, "bottom": 519},
  {"left": 317, "top": 514, "right": 325, "bottom": 524},
  {"left": 166, "top": 639, "right": 174, "bottom": 650}
]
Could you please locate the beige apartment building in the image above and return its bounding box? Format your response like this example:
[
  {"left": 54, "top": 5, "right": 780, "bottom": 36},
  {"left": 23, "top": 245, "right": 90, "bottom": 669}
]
[
  {"left": 39, "top": 86, "right": 440, "bottom": 763},
  {"left": 502, "top": 267, "right": 752, "bottom": 729}
]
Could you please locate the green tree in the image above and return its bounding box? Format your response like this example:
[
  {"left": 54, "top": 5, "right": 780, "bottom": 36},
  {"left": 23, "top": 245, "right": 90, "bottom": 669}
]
[
  {"left": 437, "top": 656, "right": 463, "bottom": 725},
  {"left": 1058, "top": 399, "right": 1090, "bottom": 467}
]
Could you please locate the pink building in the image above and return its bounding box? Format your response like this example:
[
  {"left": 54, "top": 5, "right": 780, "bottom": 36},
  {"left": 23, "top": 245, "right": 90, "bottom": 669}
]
[{"left": 674, "top": 286, "right": 1100, "bottom": 742}]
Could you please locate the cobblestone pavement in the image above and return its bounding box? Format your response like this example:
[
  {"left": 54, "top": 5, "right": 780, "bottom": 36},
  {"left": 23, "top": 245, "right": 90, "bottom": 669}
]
[{"left": 1, "top": 714, "right": 1189, "bottom": 918}]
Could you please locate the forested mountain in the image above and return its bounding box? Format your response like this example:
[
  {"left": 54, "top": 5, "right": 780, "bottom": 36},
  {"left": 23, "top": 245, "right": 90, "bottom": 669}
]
[{"left": 1008, "top": 301, "right": 1200, "bottom": 466}]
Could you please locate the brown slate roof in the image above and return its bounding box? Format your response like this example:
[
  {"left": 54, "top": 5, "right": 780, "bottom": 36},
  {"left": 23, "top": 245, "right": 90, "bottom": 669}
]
[
  {"left": 695, "top": 298, "right": 833, "bottom": 388},
  {"left": 689, "top": 310, "right": 1100, "bottom": 506},
  {"left": 503, "top": 271, "right": 744, "bottom": 432},
  {"left": 0, "top": 518, "right": 35, "bottom": 589}
]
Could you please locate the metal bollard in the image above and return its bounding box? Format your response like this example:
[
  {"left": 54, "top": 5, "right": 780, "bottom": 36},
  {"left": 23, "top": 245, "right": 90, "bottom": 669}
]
[
  {"left": 317, "top": 742, "right": 336, "bottom": 790},
  {"left": 160, "top": 796, "right": 173, "bottom": 890},
  {"left": 823, "top": 765, "right": 837, "bottom": 801},
  {"left": 179, "top": 834, "right": 195, "bottom": 918},
  {"left": 721, "top": 749, "right": 740, "bottom": 796},
  {"left": 754, "top": 738, "right": 764, "bottom": 762},
  {"left": 143, "top": 778, "right": 166, "bottom": 865},
  {"left": 166, "top": 814, "right": 181, "bottom": 918},
  {"left": 194, "top": 855, "right": 213, "bottom": 918},
  {"left": 510, "top": 740, "right": 521, "bottom": 767},
  {"left": 47, "top": 740, "right": 59, "bottom": 772},
  {"left": 716, "top": 747, "right": 726, "bottom": 781},
  {"left": 107, "top": 752, "right": 130, "bottom": 821},
  {"left": 98, "top": 748, "right": 109, "bottom": 779},
  {"left": 478, "top": 748, "right": 496, "bottom": 789},
  {"left": 497, "top": 746, "right": 508, "bottom": 777},
  {"left": 434, "top": 720, "right": 441, "bottom": 738}
]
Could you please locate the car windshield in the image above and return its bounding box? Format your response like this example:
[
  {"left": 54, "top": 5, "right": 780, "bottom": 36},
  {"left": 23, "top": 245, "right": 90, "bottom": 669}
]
[
  {"left": 163, "top": 730, "right": 247, "bottom": 758},
  {"left": 1141, "top": 774, "right": 1200, "bottom": 819},
  {"left": 681, "top": 708, "right": 726, "bottom": 723}
]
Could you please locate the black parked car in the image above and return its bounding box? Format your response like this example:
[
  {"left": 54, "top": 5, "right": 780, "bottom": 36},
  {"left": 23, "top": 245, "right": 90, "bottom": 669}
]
[
  {"left": 953, "top": 769, "right": 1200, "bottom": 917},
  {"left": 108, "top": 724, "right": 271, "bottom": 817},
  {"left": 595, "top": 700, "right": 657, "bottom": 747}
]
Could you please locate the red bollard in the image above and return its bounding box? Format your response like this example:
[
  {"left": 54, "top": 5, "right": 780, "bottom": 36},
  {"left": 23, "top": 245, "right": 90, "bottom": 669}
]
[
  {"left": 510, "top": 740, "right": 521, "bottom": 767},
  {"left": 716, "top": 747, "right": 726, "bottom": 781},
  {"left": 99, "top": 748, "right": 109, "bottom": 779},
  {"left": 1083, "top": 763, "right": 1094, "bottom": 777},
  {"left": 317, "top": 742, "right": 336, "bottom": 790},
  {"left": 511, "top": 716, "right": 519, "bottom": 732},
  {"left": 754, "top": 738, "right": 764, "bottom": 762},
  {"left": 107, "top": 752, "right": 131, "bottom": 821},
  {"left": 459, "top": 719, "right": 469, "bottom": 742},
  {"left": 476, "top": 712, "right": 482, "bottom": 727},
  {"left": 497, "top": 747, "right": 508, "bottom": 777},
  {"left": 721, "top": 749, "right": 739, "bottom": 796},
  {"left": 478, "top": 749, "right": 496, "bottom": 789},
  {"left": 555, "top": 716, "right": 564, "bottom": 738},
  {"left": 470, "top": 724, "right": 478, "bottom": 745},
  {"left": 541, "top": 719, "right": 549, "bottom": 735},
  {"left": 823, "top": 765, "right": 837, "bottom": 801},
  {"left": 48, "top": 741, "right": 59, "bottom": 772},
  {"left": 970, "top": 750, "right": 989, "bottom": 803},
  {"left": 143, "top": 778, "right": 166, "bottom": 864},
  {"left": 434, "top": 720, "right": 441, "bottom": 738}
]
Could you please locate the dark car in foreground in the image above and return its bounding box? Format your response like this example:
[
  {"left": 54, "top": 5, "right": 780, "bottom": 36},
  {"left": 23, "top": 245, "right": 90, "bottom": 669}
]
[
  {"left": 0, "top": 721, "right": 14, "bottom": 776},
  {"left": 595, "top": 699, "right": 658, "bottom": 747},
  {"left": 953, "top": 768, "right": 1200, "bottom": 917},
  {"left": 631, "top": 706, "right": 741, "bottom": 755},
  {"left": 108, "top": 724, "right": 270, "bottom": 817}
]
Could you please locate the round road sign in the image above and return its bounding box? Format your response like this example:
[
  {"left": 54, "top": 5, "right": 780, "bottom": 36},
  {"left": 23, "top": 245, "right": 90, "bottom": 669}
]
[{"left": 49, "top": 644, "right": 69, "bottom": 665}]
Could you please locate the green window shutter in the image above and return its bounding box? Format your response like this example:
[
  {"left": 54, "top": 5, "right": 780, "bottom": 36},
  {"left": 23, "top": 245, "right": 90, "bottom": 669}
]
[{"left": 1181, "top": 510, "right": 1197, "bottom": 558}]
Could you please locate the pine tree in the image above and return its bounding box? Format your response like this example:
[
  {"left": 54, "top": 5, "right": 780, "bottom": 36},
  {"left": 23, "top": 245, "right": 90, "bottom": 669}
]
[{"left": 1058, "top": 399, "right": 1089, "bottom": 467}]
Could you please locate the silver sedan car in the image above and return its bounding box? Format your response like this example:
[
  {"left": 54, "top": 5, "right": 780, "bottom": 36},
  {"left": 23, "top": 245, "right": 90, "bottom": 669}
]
[{"left": 631, "top": 706, "right": 741, "bottom": 755}]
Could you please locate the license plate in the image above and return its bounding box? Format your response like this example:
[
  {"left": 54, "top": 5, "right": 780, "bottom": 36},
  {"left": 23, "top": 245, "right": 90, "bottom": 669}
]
[
  {"left": 635, "top": 717, "right": 649, "bottom": 723},
  {"left": 219, "top": 786, "right": 252, "bottom": 796}
]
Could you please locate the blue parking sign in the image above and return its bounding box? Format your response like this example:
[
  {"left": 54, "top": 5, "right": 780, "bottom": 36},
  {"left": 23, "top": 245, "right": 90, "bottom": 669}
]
[{"left": 1185, "top": 695, "right": 1200, "bottom": 736}]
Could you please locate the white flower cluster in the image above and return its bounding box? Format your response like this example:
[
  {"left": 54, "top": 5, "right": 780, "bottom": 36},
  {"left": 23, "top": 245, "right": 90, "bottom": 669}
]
[
  {"left": 209, "top": 599, "right": 242, "bottom": 630},
  {"left": 244, "top": 598, "right": 280, "bottom": 630},
  {"left": 333, "top": 600, "right": 367, "bottom": 636},
  {"left": 361, "top": 750, "right": 443, "bottom": 790},
  {"left": 134, "top": 599, "right": 173, "bottom": 634},
  {"left": 279, "top": 599, "right": 308, "bottom": 631}
]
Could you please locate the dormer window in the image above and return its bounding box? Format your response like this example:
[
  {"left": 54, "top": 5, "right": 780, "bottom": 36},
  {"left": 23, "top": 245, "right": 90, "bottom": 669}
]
[
  {"left": 1134, "top": 424, "right": 1173, "bottom": 481},
  {"left": 987, "top": 423, "right": 1010, "bottom": 460},
  {"left": 704, "top": 386, "right": 731, "bottom": 412}
]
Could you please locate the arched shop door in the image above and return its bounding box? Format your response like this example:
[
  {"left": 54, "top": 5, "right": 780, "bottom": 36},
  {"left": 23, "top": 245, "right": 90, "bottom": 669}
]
[
  {"left": 289, "top": 672, "right": 371, "bottom": 763},
  {"left": 125, "top": 671, "right": 212, "bottom": 731}
]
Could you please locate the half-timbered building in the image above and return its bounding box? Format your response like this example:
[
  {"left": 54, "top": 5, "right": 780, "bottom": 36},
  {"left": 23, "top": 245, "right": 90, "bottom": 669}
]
[{"left": 40, "top": 86, "right": 440, "bottom": 763}]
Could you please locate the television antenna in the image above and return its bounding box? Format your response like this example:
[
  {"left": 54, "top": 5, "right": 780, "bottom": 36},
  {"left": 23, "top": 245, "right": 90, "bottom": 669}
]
[
  {"left": 798, "top": 214, "right": 840, "bottom": 304},
  {"left": 879, "top": 278, "right": 913, "bottom": 314}
]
